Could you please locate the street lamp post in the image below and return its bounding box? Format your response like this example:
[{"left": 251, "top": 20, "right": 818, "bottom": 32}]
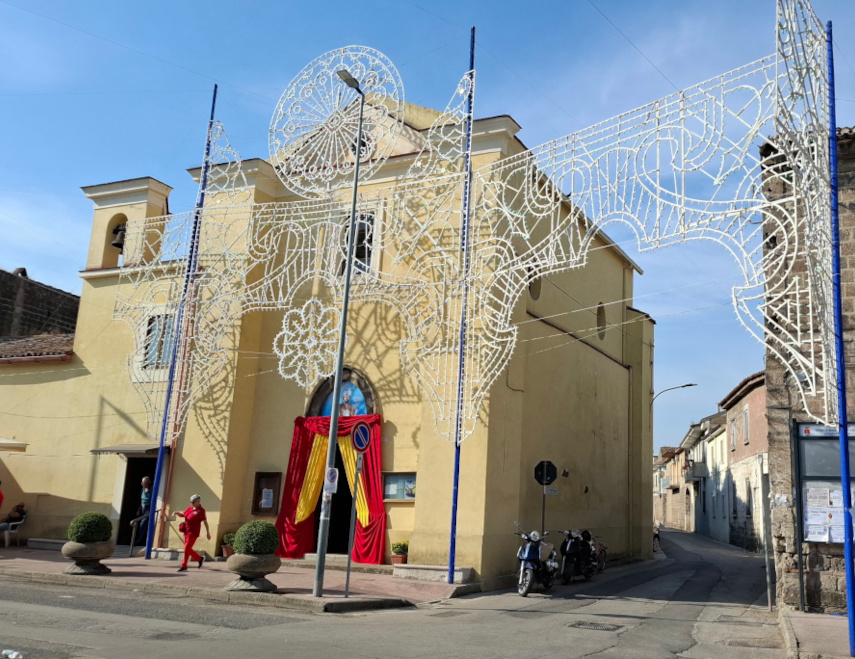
[
  {"left": 651, "top": 383, "right": 697, "bottom": 406},
  {"left": 313, "top": 69, "right": 366, "bottom": 598}
]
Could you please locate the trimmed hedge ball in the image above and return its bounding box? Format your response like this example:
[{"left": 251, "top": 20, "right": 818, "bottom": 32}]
[
  {"left": 67, "top": 512, "right": 113, "bottom": 543},
  {"left": 233, "top": 520, "right": 279, "bottom": 555}
]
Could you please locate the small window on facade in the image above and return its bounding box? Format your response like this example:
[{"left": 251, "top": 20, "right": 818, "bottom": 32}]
[
  {"left": 144, "top": 314, "right": 175, "bottom": 369},
  {"left": 596, "top": 303, "right": 607, "bottom": 340},
  {"left": 732, "top": 481, "right": 738, "bottom": 517},
  {"left": 339, "top": 213, "right": 375, "bottom": 276},
  {"left": 743, "top": 407, "right": 750, "bottom": 444},
  {"left": 745, "top": 479, "right": 753, "bottom": 516},
  {"left": 730, "top": 419, "right": 736, "bottom": 450}
]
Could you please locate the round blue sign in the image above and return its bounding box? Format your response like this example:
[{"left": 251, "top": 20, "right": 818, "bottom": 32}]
[{"left": 352, "top": 423, "right": 371, "bottom": 453}]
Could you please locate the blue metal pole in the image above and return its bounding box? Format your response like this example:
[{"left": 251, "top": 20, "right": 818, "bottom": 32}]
[
  {"left": 826, "top": 22, "right": 855, "bottom": 657},
  {"left": 448, "top": 27, "right": 476, "bottom": 585},
  {"left": 145, "top": 84, "right": 218, "bottom": 559}
]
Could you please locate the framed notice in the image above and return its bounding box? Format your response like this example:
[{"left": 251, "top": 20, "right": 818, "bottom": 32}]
[
  {"left": 251, "top": 472, "right": 282, "bottom": 516},
  {"left": 384, "top": 473, "right": 416, "bottom": 501}
]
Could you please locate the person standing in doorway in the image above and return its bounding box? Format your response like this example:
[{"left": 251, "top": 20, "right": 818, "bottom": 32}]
[
  {"left": 138, "top": 477, "right": 152, "bottom": 540},
  {"left": 174, "top": 494, "right": 209, "bottom": 572}
]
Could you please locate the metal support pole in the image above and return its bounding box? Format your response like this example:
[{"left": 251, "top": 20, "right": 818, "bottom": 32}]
[
  {"left": 145, "top": 84, "right": 218, "bottom": 559},
  {"left": 760, "top": 456, "right": 774, "bottom": 611},
  {"left": 345, "top": 453, "right": 363, "bottom": 598},
  {"left": 313, "top": 87, "right": 365, "bottom": 598},
  {"left": 792, "top": 418, "right": 806, "bottom": 612},
  {"left": 827, "top": 22, "right": 855, "bottom": 656},
  {"left": 448, "top": 26, "right": 476, "bottom": 586}
]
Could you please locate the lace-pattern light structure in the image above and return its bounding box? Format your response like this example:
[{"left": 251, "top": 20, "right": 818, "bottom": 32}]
[{"left": 114, "top": 0, "right": 834, "bottom": 449}]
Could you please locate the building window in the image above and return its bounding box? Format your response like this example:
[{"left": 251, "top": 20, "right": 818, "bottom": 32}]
[
  {"left": 743, "top": 408, "right": 750, "bottom": 444},
  {"left": 730, "top": 420, "right": 736, "bottom": 450},
  {"left": 596, "top": 303, "right": 607, "bottom": 340},
  {"left": 745, "top": 479, "right": 753, "bottom": 516},
  {"left": 144, "top": 314, "right": 175, "bottom": 369},
  {"left": 732, "top": 481, "right": 738, "bottom": 517},
  {"left": 339, "top": 213, "right": 374, "bottom": 276}
]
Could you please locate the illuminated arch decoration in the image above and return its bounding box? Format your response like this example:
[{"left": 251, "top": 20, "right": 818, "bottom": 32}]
[{"left": 115, "top": 0, "right": 834, "bottom": 451}]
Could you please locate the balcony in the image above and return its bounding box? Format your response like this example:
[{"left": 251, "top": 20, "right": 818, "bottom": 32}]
[{"left": 685, "top": 462, "right": 709, "bottom": 482}]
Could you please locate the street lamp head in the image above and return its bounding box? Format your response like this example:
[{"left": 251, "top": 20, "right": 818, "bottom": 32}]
[
  {"left": 336, "top": 69, "right": 361, "bottom": 91},
  {"left": 683, "top": 383, "right": 698, "bottom": 388}
]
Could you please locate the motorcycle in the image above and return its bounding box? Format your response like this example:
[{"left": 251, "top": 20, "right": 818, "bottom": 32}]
[
  {"left": 514, "top": 522, "right": 559, "bottom": 597},
  {"left": 559, "top": 529, "right": 599, "bottom": 584}
]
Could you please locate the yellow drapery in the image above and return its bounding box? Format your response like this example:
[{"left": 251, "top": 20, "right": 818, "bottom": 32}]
[
  {"left": 337, "top": 435, "right": 369, "bottom": 527},
  {"left": 295, "top": 434, "right": 328, "bottom": 523},
  {"left": 294, "top": 432, "right": 369, "bottom": 527}
]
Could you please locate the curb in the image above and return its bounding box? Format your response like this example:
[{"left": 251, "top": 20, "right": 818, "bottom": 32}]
[
  {"left": 779, "top": 608, "right": 800, "bottom": 659},
  {"left": 0, "top": 568, "right": 411, "bottom": 614}
]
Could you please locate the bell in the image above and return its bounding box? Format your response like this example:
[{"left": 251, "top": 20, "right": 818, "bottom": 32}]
[{"left": 111, "top": 224, "right": 126, "bottom": 251}]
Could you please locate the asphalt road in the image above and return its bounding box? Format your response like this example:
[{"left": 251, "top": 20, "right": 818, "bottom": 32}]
[{"left": 0, "top": 529, "right": 784, "bottom": 658}]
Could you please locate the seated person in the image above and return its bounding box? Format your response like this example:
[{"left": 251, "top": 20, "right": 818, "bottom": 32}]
[{"left": 0, "top": 503, "right": 26, "bottom": 533}]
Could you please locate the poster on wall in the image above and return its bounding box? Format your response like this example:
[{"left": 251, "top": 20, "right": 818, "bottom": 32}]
[{"left": 802, "top": 480, "right": 849, "bottom": 543}]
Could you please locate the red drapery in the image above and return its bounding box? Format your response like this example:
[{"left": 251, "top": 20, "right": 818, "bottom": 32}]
[{"left": 275, "top": 414, "right": 386, "bottom": 563}]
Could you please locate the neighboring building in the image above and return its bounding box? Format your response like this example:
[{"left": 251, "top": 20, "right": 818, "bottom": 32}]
[
  {"left": 0, "top": 103, "right": 655, "bottom": 582},
  {"left": 0, "top": 267, "right": 79, "bottom": 338},
  {"left": 705, "top": 421, "right": 730, "bottom": 544},
  {"left": 682, "top": 411, "right": 725, "bottom": 539},
  {"left": 653, "top": 446, "right": 677, "bottom": 527},
  {"left": 768, "top": 128, "right": 855, "bottom": 612},
  {"left": 654, "top": 374, "right": 769, "bottom": 555},
  {"left": 719, "top": 372, "right": 768, "bottom": 552}
]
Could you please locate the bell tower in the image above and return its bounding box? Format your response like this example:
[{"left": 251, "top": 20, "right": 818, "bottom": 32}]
[{"left": 81, "top": 177, "right": 172, "bottom": 270}]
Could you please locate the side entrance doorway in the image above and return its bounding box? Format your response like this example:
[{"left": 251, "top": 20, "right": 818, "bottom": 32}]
[{"left": 117, "top": 457, "right": 156, "bottom": 545}]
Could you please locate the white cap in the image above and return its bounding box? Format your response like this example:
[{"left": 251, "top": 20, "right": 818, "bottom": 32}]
[{"left": 190, "top": 494, "right": 201, "bottom": 502}]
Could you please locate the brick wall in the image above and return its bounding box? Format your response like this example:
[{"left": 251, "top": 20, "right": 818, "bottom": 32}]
[
  {"left": 0, "top": 269, "right": 79, "bottom": 337},
  {"left": 768, "top": 129, "right": 855, "bottom": 613}
]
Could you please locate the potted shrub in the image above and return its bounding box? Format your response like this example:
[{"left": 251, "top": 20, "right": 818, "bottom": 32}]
[
  {"left": 221, "top": 532, "right": 236, "bottom": 558},
  {"left": 225, "top": 520, "right": 281, "bottom": 592},
  {"left": 61, "top": 512, "right": 115, "bottom": 575},
  {"left": 391, "top": 541, "right": 409, "bottom": 565}
]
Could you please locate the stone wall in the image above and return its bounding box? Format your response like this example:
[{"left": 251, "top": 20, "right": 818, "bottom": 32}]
[
  {"left": 0, "top": 268, "right": 79, "bottom": 338},
  {"left": 768, "top": 129, "right": 855, "bottom": 613}
]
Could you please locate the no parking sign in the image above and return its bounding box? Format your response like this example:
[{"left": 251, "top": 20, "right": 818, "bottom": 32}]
[
  {"left": 323, "top": 467, "right": 339, "bottom": 494},
  {"left": 351, "top": 421, "right": 371, "bottom": 454}
]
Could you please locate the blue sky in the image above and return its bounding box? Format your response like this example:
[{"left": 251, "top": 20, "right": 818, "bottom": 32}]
[{"left": 1, "top": 0, "right": 852, "bottom": 451}]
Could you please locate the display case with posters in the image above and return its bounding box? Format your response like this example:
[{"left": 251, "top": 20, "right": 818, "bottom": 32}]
[{"left": 797, "top": 423, "right": 855, "bottom": 543}]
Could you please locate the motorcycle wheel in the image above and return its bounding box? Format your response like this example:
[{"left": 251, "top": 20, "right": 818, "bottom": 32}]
[
  {"left": 518, "top": 568, "right": 534, "bottom": 597},
  {"left": 542, "top": 573, "right": 554, "bottom": 592},
  {"left": 597, "top": 549, "right": 607, "bottom": 573}
]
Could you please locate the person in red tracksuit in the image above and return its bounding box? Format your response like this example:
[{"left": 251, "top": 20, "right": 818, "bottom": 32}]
[{"left": 174, "top": 494, "right": 210, "bottom": 572}]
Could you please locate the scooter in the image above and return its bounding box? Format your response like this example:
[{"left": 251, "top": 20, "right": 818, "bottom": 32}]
[
  {"left": 514, "top": 522, "right": 559, "bottom": 597},
  {"left": 559, "top": 529, "right": 598, "bottom": 584}
]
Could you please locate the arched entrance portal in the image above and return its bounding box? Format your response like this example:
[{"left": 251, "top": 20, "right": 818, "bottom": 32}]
[{"left": 308, "top": 369, "right": 377, "bottom": 555}]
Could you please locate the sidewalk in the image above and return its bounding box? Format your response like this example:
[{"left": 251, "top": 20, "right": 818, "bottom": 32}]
[
  {"left": 780, "top": 608, "right": 853, "bottom": 658},
  {"left": 0, "top": 546, "right": 477, "bottom": 613}
]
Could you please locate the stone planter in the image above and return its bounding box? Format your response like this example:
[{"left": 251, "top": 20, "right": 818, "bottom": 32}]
[
  {"left": 225, "top": 553, "right": 281, "bottom": 592},
  {"left": 391, "top": 553, "right": 408, "bottom": 565},
  {"left": 61, "top": 540, "right": 115, "bottom": 575}
]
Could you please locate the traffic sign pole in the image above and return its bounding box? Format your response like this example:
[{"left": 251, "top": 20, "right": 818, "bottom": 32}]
[{"left": 345, "top": 453, "right": 363, "bottom": 598}]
